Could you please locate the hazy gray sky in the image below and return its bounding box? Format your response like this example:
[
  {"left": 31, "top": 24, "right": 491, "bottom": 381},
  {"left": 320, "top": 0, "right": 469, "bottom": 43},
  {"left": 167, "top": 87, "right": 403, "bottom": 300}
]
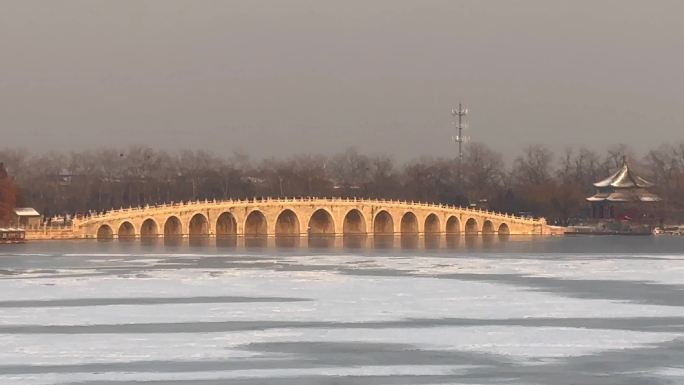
[{"left": 1, "top": 0, "right": 683, "bottom": 160}]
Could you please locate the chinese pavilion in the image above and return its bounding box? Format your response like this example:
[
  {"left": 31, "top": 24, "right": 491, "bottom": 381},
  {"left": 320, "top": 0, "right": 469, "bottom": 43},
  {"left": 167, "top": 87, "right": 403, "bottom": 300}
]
[{"left": 586, "top": 158, "right": 661, "bottom": 220}]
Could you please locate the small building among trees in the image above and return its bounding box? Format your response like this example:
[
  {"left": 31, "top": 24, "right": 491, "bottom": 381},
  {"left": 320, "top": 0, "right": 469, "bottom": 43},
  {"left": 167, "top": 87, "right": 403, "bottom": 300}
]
[
  {"left": 12, "top": 207, "right": 41, "bottom": 228},
  {"left": 586, "top": 157, "right": 661, "bottom": 223}
]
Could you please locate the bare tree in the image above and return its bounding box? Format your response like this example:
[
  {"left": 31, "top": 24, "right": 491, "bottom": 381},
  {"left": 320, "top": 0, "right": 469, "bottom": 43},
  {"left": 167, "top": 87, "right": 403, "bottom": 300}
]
[
  {"left": 462, "top": 142, "right": 505, "bottom": 203},
  {"left": 512, "top": 144, "right": 554, "bottom": 185},
  {"left": 0, "top": 162, "right": 19, "bottom": 225}
]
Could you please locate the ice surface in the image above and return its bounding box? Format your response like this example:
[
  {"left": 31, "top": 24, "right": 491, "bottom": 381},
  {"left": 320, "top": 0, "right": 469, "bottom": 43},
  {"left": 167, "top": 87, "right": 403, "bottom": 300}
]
[{"left": 1, "top": 244, "right": 683, "bottom": 385}]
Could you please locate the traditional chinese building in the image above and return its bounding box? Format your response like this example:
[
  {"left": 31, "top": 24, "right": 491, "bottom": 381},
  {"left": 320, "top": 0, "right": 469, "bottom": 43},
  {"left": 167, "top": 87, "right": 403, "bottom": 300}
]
[{"left": 586, "top": 158, "right": 661, "bottom": 220}]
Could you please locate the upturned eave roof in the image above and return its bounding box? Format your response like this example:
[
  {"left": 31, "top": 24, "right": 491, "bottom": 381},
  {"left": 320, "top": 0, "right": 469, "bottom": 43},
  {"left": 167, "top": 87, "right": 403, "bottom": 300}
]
[
  {"left": 586, "top": 191, "right": 662, "bottom": 203},
  {"left": 593, "top": 159, "right": 655, "bottom": 189}
]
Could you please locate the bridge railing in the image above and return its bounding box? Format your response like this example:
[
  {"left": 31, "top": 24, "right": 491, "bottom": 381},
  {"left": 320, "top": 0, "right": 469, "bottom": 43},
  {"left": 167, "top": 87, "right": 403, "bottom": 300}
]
[{"left": 77, "top": 196, "right": 541, "bottom": 224}]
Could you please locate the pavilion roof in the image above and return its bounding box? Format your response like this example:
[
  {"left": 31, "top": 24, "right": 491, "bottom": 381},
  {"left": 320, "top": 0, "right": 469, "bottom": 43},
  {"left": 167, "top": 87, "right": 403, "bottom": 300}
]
[
  {"left": 13, "top": 208, "right": 40, "bottom": 217},
  {"left": 586, "top": 190, "right": 661, "bottom": 203},
  {"left": 593, "top": 159, "right": 654, "bottom": 189}
]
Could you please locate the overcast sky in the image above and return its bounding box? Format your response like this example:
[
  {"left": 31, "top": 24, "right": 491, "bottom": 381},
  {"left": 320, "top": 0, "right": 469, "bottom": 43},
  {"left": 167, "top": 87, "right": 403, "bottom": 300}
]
[{"left": 1, "top": 0, "right": 683, "bottom": 160}]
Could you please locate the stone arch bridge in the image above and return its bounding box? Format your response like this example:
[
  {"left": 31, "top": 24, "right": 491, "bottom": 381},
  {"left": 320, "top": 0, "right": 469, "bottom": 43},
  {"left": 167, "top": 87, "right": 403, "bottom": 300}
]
[{"left": 76, "top": 198, "right": 548, "bottom": 242}]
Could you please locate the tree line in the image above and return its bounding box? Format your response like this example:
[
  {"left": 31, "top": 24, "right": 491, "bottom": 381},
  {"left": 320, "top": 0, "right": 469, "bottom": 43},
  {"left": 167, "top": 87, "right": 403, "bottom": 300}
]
[{"left": 1, "top": 142, "right": 684, "bottom": 225}]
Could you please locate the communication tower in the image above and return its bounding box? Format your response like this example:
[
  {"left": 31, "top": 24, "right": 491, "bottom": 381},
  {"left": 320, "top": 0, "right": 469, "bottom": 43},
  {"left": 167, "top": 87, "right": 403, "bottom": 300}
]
[{"left": 451, "top": 103, "right": 469, "bottom": 162}]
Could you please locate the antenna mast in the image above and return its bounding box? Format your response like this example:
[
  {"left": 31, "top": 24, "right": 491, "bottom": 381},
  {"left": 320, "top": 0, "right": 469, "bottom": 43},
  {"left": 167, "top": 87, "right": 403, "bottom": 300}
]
[{"left": 451, "top": 103, "right": 469, "bottom": 179}]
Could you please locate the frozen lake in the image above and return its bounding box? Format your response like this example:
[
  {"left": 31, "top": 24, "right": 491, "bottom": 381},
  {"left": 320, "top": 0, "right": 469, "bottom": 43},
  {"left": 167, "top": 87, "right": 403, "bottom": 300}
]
[{"left": 1, "top": 236, "right": 684, "bottom": 385}]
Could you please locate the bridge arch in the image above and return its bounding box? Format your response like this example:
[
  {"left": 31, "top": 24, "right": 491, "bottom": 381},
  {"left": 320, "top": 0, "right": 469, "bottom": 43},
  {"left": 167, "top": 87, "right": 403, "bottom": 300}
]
[
  {"left": 97, "top": 224, "right": 114, "bottom": 240},
  {"left": 465, "top": 218, "right": 479, "bottom": 235},
  {"left": 244, "top": 210, "right": 267, "bottom": 236},
  {"left": 140, "top": 218, "right": 159, "bottom": 238},
  {"left": 482, "top": 220, "right": 495, "bottom": 235},
  {"left": 342, "top": 209, "right": 366, "bottom": 234},
  {"left": 424, "top": 214, "right": 440, "bottom": 234},
  {"left": 498, "top": 223, "right": 510, "bottom": 235},
  {"left": 275, "top": 209, "right": 300, "bottom": 236},
  {"left": 216, "top": 212, "right": 237, "bottom": 237},
  {"left": 446, "top": 216, "right": 460, "bottom": 234},
  {"left": 308, "top": 208, "right": 335, "bottom": 235},
  {"left": 117, "top": 221, "right": 135, "bottom": 239},
  {"left": 189, "top": 213, "right": 209, "bottom": 236},
  {"left": 400, "top": 212, "right": 419, "bottom": 234},
  {"left": 164, "top": 216, "right": 183, "bottom": 237},
  {"left": 373, "top": 210, "right": 394, "bottom": 234}
]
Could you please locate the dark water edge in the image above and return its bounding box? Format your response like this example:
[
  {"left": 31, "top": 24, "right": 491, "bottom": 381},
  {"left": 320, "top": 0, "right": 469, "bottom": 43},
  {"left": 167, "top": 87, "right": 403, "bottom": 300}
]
[{"left": 3, "top": 235, "right": 684, "bottom": 257}]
